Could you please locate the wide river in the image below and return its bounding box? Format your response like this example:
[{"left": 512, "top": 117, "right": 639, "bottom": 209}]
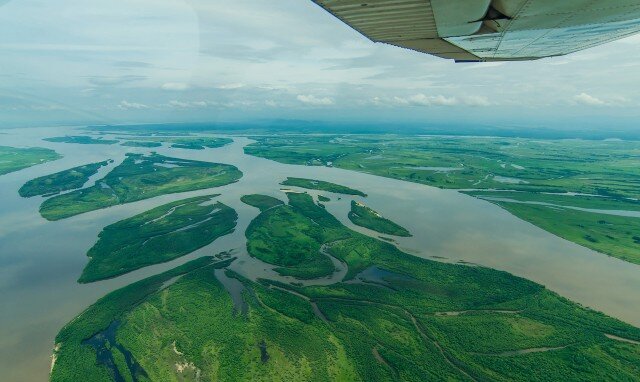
[{"left": 1, "top": 126, "right": 639, "bottom": 381}]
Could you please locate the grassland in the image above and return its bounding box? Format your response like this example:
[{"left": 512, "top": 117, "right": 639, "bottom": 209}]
[
  {"left": 281, "top": 177, "right": 366, "bottom": 196},
  {"left": 246, "top": 135, "right": 640, "bottom": 264},
  {"left": 80, "top": 195, "right": 237, "bottom": 282},
  {"left": 18, "top": 160, "right": 110, "bottom": 197},
  {"left": 240, "top": 194, "right": 284, "bottom": 211},
  {"left": 38, "top": 153, "right": 242, "bottom": 220},
  {"left": 44, "top": 136, "right": 119, "bottom": 145},
  {"left": 0, "top": 146, "right": 61, "bottom": 176},
  {"left": 244, "top": 193, "right": 348, "bottom": 279},
  {"left": 52, "top": 192, "right": 640, "bottom": 381},
  {"left": 348, "top": 200, "right": 411, "bottom": 237},
  {"left": 121, "top": 141, "right": 163, "bottom": 148}
]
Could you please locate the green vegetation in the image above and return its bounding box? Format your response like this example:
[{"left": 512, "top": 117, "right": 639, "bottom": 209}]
[
  {"left": 120, "top": 141, "right": 162, "bottom": 148},
  {"left": 281, "top": 177, "right": 366, "bottom": 196},
  {"left": 39, "top": 153, "right": 242, "bottom": 220},
  {"left": 348, "top": 200, "right": 411, "bottom": 237},
  {"left": 240, "top": 194, "right": 284, "bottom": 211},
  {"left": 168, "top": 137, "right": 232, "bottom": 150},
  {"left": 19, "top": 160, "right": 110, "bottom": 197},
  {"left": 44, "top": 136, "right": 119, "bottom": 145},
  {"left": 246, "top": 135, "right": 640, "bottom": 265},
  {"left": 245, "top": 193, "right": 348, "bottom": 279},
  {"left": 466, "top": 191, "right": 640, "bottom": 265},
  {"left": 80, "top": 195, "right": 237, "bottom": 282},
  {"left": 0, "top": 146, "right": 61, "bottom": 175},
  {"left": 52, "top": 192, "right": 640, "bottom": 381},
  {"left": 318, "top": 195, "right": 330, "bottom": 202}
]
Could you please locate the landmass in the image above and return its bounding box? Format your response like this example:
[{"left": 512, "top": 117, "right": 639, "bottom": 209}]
[
  {"left": 0, "top": 146, "right": 61, "bottom": 176},
  {"left": 80, "top": 195, "right": 237, "bottom": 282},
  {"left": 240, "top": 194, "right": 284, "bottom": 211},
  {"left": 51, "top": 192, "right": 640, "bottom": 381},
  {"left": 281, "top": 177, "right": 366, "bottom": 196},
  {"left": 44, "top": 136, "right": 119, "bottom": 145},
  {"left": 246, "top": 135, "right": 640, "bottom": 265},
  {"left": 120, "top": 141, "right": 163, "bottom": 148},
  {"left": 348, "top": 200, "right": 411, "bottom": 237},
  {"left": 38, "top": 153, "right": 242, "bottom": 220},
  {"left": 19, "top": 160, "right": 110, "bottom": 197}
]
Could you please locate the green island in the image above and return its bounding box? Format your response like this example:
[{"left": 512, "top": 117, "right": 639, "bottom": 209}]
[
  {"left": 18, "top": 160, "right": 110, "bottom": 197},
  {"left": 120, "top": 141, "right": 163, "bottom": 148},
  {"left": 38, "top": 153, "right": 242, "bottom": 220},
  {"left": 318, "top": 195, "right": 330, "bottom": 202},
  {"left": 244, "top": 193, "right": 347, "bottom": 279},
  {"left": 51, "top": 192, "right": 640, "bottom": 381},
  {"left": 44, "top": 136, "right": 119, "bottom": 145},
  {"left": 281, "top": 177, "right": 366, "bottom": 196},
  {"left": 0, "top": 146, "right": 61, "bottom": 176},
  {"left": 348, "top": 200, "right": 411, "bottom": 237},
  {"left": 246, "top": 135, "right": 640, "bottom": 265},
  {"left": 240, "top": 194, "right": 284, "bottom": 211},
  {"left": 80, "top": 195, "right": 237, "bottom": 283}
]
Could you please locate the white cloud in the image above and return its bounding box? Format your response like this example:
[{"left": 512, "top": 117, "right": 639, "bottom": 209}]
[
  {"left": 216, "top": 83, "right": 245, "bottom": 90},
  {"left": 162, "top": 82, "right": 190, "bottom": 91},
  {"left": 574, "top": 92, "right": 606, "bottom": 106},
  {"left": 297, "top": 94, "right": 334, "bottom": 106},
  {"left": 118, "top": 100, "right": 148, "bottom": 110},
  {"left": 168, "top": 100, "right": 211, "bottom": 108},
  {"left": 462, "top": 95, "right": 491, "bottom": 107}
]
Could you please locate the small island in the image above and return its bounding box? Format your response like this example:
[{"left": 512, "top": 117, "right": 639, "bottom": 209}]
[
  {"left": 38, "top": 153, "right": 242, "bottom": 220},
  {"left": 80, "top": 195, "right": 237, "bottom": 282},
  {"left": 240, "top": 194, "right": 284, "bottom": 211},
  {"left": 280, "top": 177, "right": 366, "bottom": 196},
  {"left": 44, "top": 135, "right": 119, "bottom": 145},
  {"left": 19, "top": 160, "right": 110, "bottom": 197},
  {"left": 120, "top": 141, "right": 163, "bottom": 148},
  {"left": 348, "top": 200, "right": 411, "bottom": 237},
  {"left": 0, "top": 146, "right": 61, "bottom": 176}
]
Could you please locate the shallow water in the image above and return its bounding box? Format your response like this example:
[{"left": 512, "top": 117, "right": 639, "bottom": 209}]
[{"left": 1, "top": 126, "right": 640, "bottom": 381}]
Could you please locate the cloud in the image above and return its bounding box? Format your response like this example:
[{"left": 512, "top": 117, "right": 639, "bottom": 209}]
[
  {"left": 574, "top": 92, "right": 606, "bottom": 106},
  {"left": 162, "top": 82, "right": 190, "bottom": 91},
  {"left": 168, "top": 100, "right": 212, "bottom": 108},
  {"left": 216, "top": 83, "right": 245, "bottom": 90},
  {"left": 297, "top": 94, "right": 334, "bottom": 106},
  {"left": 394, "top": 94, "right": 458, "bottom": 107},
  {"left": 118, "top": 100, "right": 148, "bottom": 110},
  {"left": 87, "top": 75, "right": 147, "bottom": 86},
  {"left": 462, "top": 95, "right": 491, "bottom": 107}
]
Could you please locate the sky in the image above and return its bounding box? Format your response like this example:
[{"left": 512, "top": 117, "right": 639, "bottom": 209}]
[{"left": 1, "top": 0, "right": 640, "bottom": 130}]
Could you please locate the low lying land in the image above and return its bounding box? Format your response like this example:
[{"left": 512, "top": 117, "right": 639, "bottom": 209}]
[
  {"left": 245, "top": 193, "right": 347, "bottom": 279},
  {"left": 281, "top": 177, "right": 366, "bottom": 196},
  {"left": 80, "top": 195, "right": 237, "bottom": 282},
  {"left": 44, "top": 135, "right": 119, "bottom": 145},
  {"left": 121, "top": 136, "right": 233, "bottom": 150},
  {"left": 38, "top": 153, "right": 242, "bottom": 220},
  {"left": 348, "top": 200, "right": 411, "bottom": 237},
  {"left": 52, "top": 192, "right": 640, "bottom": 381},
  {"left": 0, "top": 146, "right": 61, "bottom": 176},
  {"left": 246, "top": 135, "right": 640, "bottom": 264},
  {"left": 19, "top": 160, "right": 110, "bottom": 197},
  {"left": 240, "top": 194, "right": 284, "bottom": 211},
  {"left": 120, "top": 141, "right": 162, "bottom": 148}
]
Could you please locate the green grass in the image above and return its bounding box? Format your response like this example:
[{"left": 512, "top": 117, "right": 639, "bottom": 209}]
[
  {"left": 80, "top": 195, "right": 237, "bottom": 282},
  {"left": 19, "top": 160, "right": 110, "bottom": 197},
  {"left": 348, "top": 200, "right": 411, "bottom": 237},
  {"left": 240, "top": 194, "right": 284, "bottom": 211},
  {"left": 246, "top": 135, "right": 640, "bottom": 265},
  {"left": 120, "top": 141, "right": 163, "bottom": 148},
  {"left": 245, "top": 193, "right": 347, "bottom": 279},
  {"left": 44, "top": 136, "right": 119, "bottom": 145},
  {"left": 318, "top": 195, "right": 330, "bottom": 202},
  {"left": 52, "top": 192, "right": 640, "bottom": 381},
  {"left": 281, "top": 177, "right": 366, "bottom": 196},
  {"left": 0, "top": 146, "right": 61, "bottom": 176},
  {"left": 38, "top": 153, "right": 242, "bottom": 220},
  {"left": 140, "top": 137, "right": 233, "bottom": 150}
]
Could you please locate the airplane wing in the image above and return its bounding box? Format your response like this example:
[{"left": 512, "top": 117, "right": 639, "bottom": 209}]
[{"left": 311, "top": 0, "right": 640, "bottom": 62}]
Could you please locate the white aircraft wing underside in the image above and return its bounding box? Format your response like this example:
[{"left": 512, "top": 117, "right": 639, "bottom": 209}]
[{"left": 312, "top": 0, "right": 640, "bottom": 61}]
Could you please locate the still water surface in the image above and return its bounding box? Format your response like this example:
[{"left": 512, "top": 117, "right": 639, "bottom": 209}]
[{"left": 1, "top": 126, "right": 640, "bottom": 381}]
